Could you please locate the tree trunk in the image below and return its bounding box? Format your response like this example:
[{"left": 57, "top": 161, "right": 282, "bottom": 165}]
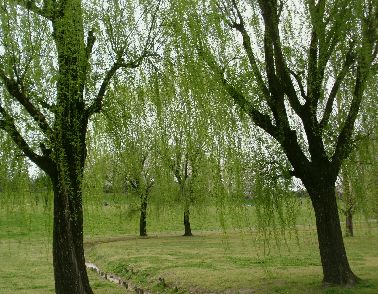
[
  {"left": 140, "top": 195, "right": 148, "bottom": 237},
  {"left": 48, "top": 2, "right": 93, "bottom": 292},
  {"left": 342, "top": 171, "right": 354, "bottom": 237},
  {"left": 52, "top": 178, "right": 93, "bottom": 294},
  {"left": 345, "top": 209, "right": 354, "bottom": 237},
  {"left": 183, "top": 207, "right": 192, "bottom": 236},
  {"left": 307, "top": 183, "right": 358, "bottom": 285}
]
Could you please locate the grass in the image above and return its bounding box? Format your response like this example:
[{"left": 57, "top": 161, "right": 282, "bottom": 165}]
[
  {"left": 0, "top": 238, "right": 126, "bottom": 294},
  {"left": 0, "top": 191, "right": 377, "bottom": 293},
  {"left": 85, "top": 228, "right": 378, "bottom": 293}
]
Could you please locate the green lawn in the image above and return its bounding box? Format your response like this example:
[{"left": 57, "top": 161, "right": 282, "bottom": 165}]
[
  {"left": 0, "top": 192, "right": 377, "bottom": 293},
  {"left": 85, "top": 229, "right": 378, "bottom": 294}
]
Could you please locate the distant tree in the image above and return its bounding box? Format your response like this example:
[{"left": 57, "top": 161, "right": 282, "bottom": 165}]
[
  {"left": 0, "top": 1, "right": 160, "bottom": 292},
  {"left": 127, "top": 149, "right": 155, "bottom": 237},
  {"left": 334, "top": 58, "right": 378, "bottom": 237},
  {"left": 30, "top": 171, "right": 53, "bottom": 207},
  {"left": 157, "top": 86, "right": 211, "bottom": 236},
  {"left": 103, "top": 83, "right": 157, "bottom": 237},
  {"left": 167, "top": 138, "right": 205, "bottom": 236},
  {"left": 340, "top": 129, "right": 378, "bottom": 236},
  {"left": 169, "top": 0, "right": 377, "bottom": 285}
]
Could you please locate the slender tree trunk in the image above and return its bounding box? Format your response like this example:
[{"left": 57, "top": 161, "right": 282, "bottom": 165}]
[
  {"left": 183, "top": 207, "right": 192, "bottom": 236},
  {"left": 140, "top": 195, "right": 148, "bottom": 237},
  {"left": 342, "top": 171, "right": 354, "bottom": 237},
  {"left": 345, "top": 209, "right": 354, "bottom": 237},
  {"left": 307, "top": 182, "right": 358, "bottom": 285},
  {"left": 51, "top": 177, "right": 93, "bottom": 294}
]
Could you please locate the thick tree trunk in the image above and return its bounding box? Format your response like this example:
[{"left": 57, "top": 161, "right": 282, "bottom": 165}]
[
  {"left": 52, "top": 178, "right": 93, "bottom": 294},
  {"left": 139, "top": 195, "right": 148, "bottom": 237},
  {"left": 183, "top": 207, "right": 192, "bottom": 236},
  {"left": 48, "top": 2, "right": 93, "bottom": 292},
  {"left": 307, "top": 183, "right": 358, "bottom": 285}
]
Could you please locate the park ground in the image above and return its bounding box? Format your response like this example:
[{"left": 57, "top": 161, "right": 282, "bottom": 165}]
[{"left": 0, "top": 192, "right": 377, "bottom": 293}]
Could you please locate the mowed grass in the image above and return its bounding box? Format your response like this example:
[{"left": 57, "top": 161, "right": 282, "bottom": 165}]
[
  {"left": 0, "top": 191, "right": 377, "bottom": 293},
  {"left": 0, "top": 238, "right": 126, "bottom": 294},
  {"left": 85, "top": 228, "right": 378, "bottom": 294}
]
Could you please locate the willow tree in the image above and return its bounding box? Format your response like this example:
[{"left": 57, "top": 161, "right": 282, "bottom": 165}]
[
  {"left": 169, "top": 0, "right": 377, "bottom": 286},
  {"left": 0, "top": 1, "right": 158, "bottom": 293},
  {"left": 154, "top": 62, "right": 215, "bottom": 236},
  {"left": 102, "top": 83, "right": 158, "bottom": 237},
  {"left": 340, "top": 107, "right": 378, "bottom": 236},
  {"left": 158, "top": 98, "right": 208, "bottom": 236}
]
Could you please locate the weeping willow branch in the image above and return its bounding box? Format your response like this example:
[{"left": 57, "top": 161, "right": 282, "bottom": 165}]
[
  {"left": 332, "top": 2, "right": 377, "bottom": 172},
  {"left": 320, "top": 48, "right": 355, "bottom": 130},
  {"left": 85, "top": 52, "right": 155, "bottom": 118},
  {"left": 257, "top": 0, "right": 304, "bottom": 118},
  {"left": 288, "top": 70, "right": 307, "bottom": 100},
  {"left": 332, "top": 66, "right": 367, "bottom": 171},
  {"left": 0, "top": 67, "right": 52, "bottom": 136},
  {"left": 85, "top": 0, "right": 161, "bottom": 118},
  {"left": 85, "top": 30, "right": 96, "bottom": 61},
  {"left": 199, "top": 47, "right": 278, "bottom": 139},
  {"left": 219, "top": 0, "right": 270, "bottom": 100},
  {"left": 0, "top": 104, "right": 51, "bottom": 171},
  {"left": 12, "top": 0, "right": 54, "bottom": 19}
]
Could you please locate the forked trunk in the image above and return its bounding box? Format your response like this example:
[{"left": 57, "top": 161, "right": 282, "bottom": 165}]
[
  {"left": 52, "top": 178, "right": 93, "bottom": 294},
  {"left": 140, "top": 195, "right": 148, "bottom": 237},
  {"left": 307, "top": 183, "right": 358, "bottom": 285},
  {"left": 183, "top": 207, "right": 192, "bottom": 236}
]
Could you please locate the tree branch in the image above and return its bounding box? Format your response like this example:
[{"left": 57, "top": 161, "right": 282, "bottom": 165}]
[
  {"left": 320, "top": 49, "right": 355, "bottom": 129},
  {"left": 257, "top": 0, "right": 304, "bottom": 118},
  {"left": 12, "top": 0, "right": 53, "bottom": 19},
  {"left": 85, "top": 0, "right": 162, "bottom": 118},
  {"left": 306, "top": 31, "right": 319, "bottom": 105},
  {"left": 202, "top": 49, "right": 278, "bottom": 138},
  {"left": 85, "top": 52, "right": 154, "bottom": 118},
  {"left": 0, "top": 104, "right": 50, "bottom": 171},
  {"left": 221, "top": 0, "right": 270, "bottom": 100},
  {"left": 332, "top": 66, "right": 367, "bottom": 173},
  {"left": 85, "top": 30, "right": 96, "bottom": 61},
  {"left": 331, "top": 1, "right": 377, "bottom": 173},
  {"left": 289, "top": 70, "right": 307, "bottom": 100},
  {"left": 0, "top": 68, "right": 52, "bottom": 136}
]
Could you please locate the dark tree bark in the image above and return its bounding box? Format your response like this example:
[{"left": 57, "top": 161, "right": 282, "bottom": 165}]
[
  {"left": 51, "top": 175, "right": 92, "bottom": 294},
  {"left": 140, "top": 195, "right": 148, "bottom": 237},
  {"left": 183, "top": 207, "right": 193, "bottom": 236},
  {"left": 305, "top": 180, "right": 357, "bottom": 285}
]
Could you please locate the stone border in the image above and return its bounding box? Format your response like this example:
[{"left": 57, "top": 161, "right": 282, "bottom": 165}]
[{"left": 86, "top": 262, "right": 152, "bottom": 294}]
